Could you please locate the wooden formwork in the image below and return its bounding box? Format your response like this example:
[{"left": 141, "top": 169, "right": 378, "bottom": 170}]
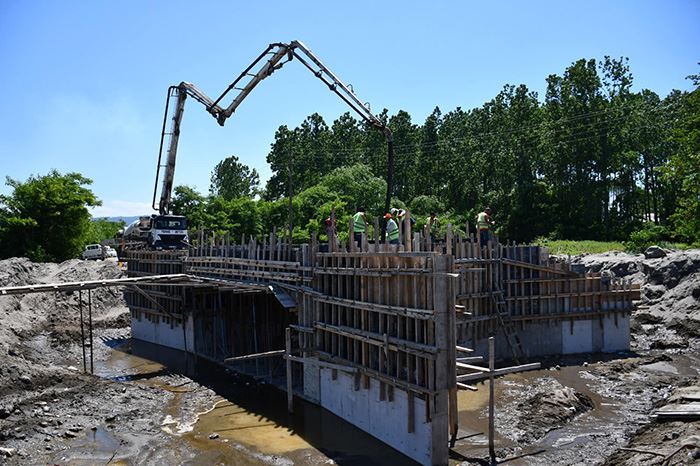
[
  {"left": 128, "top": 226, "right": 640, "bottom": 356},
  {"left": 448, "top": 236, "right": 640, "bottom": 348},
  {"left": 124, "top": 250, "right": 188, "bottom": 323},
  {"left": 295, "top": 252, "right": 456, "bottom": 417},
  {"left": 125, "top": 248, "right": 293, "bottom": 380}
]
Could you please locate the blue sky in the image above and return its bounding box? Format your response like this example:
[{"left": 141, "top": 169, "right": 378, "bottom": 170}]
[{"left": 1, "top": 0, "right": 698, "bottom": 217}]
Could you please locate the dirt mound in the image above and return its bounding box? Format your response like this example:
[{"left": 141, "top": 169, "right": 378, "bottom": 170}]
[
  {"left": 514, "top": 379, "right": 594, "bottom": 442},
  {"left": 564, "top": 249, "right": 700, "bottom": 348},
  {"left": 0, "top": 258, "right": 127, "bottom": 393},
  {"left": 0, "top": 258, "right": 45, "bottom": 288}
]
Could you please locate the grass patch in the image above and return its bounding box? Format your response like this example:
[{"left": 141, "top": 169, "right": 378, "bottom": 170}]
[{"left": 533, "top": 239, "right": 626, "bottom": 255}]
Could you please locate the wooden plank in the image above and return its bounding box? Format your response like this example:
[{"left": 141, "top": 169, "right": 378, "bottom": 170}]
[
  {"left": 456, "top": 382, "right": 478, "bottom": 391},
  {"left": 457, "top": 362, "right": 541, "bottom": 382},
  {"left": 315, "top": 322, "right": 438, "bottom": 356},
  {"left": 456, "top": 356, "right": 484, "bottom": 363},
  {"left": 286, "top": 327, "right": 293, "bottom": 413},
  {"left": 456, "top": 362, "right": 490, "bottom": 372},
  {"left": 224, "top": 349, "right": 285, "bottom": 363},
  {"left": 488, "top": 336, "right": 495, "bottom": 463},
  {"left": 501, "top": 258, "right": 577, "bottom": 276}
]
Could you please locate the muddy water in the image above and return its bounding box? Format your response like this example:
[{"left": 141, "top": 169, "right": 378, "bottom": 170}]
[
  {"left": 95, "top": 338, "right": 418, "bottom": 466},
  {"left": 451, "top": 352, "right": 700, "bottom": 465},
  {"left": 452, "top": 366, "right": 621, "bottom": 463}
]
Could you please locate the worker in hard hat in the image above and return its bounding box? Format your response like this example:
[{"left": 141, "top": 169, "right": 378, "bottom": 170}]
[
  {"left": 352, "top": 207, "right": 368, "bottom": 247},
  {"left": 396, "top": 208, "right": 416, "bottom": 229},
  {"left": 385, "top": 213, "right": 400, "bottom": 245},
  {"left": 476, "top": 207, "right": 495, "bottom": 245}
]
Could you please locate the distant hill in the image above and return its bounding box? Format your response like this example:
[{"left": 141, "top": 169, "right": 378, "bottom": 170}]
[{"left": 92, "top": 216, "right": 141, "bottom": 225}]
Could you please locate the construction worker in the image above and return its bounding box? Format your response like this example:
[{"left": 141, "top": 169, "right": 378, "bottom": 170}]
[
  {"left": 385, "top": 213, "right": 400, "bottom": 244},
  {"left": 476, "top": 207, "right": 495, "bottom": 245},
  {"left": 426, "top": 212, "right": 439, "bottom": 243},
  {"left": 396, "top": 208, "right": 416, "bottom": 229},
  {"left": 352, "top": 207, "right": 368, "bottom": 247}
]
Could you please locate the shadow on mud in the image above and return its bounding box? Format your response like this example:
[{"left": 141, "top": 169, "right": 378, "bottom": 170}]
[{"left": 107, "top": 337, "right": 419, "bottom": 466}]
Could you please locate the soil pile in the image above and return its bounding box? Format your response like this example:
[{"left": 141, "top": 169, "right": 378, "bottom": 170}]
[
  {"left": 0, "top": 258, "right": 133, "bottom": 462},
  {"left": 516, "top": 381, "right": 594, "bottom": 442},
  {"left": 495, "top": 377, "right": 596, "bottom": 444},
  {"left": 0, "top": 257, "right": 126, "bottom": 366}
]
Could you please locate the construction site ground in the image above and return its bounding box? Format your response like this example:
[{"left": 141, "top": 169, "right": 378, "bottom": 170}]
[{"left": 0, "top": 250, "right": 698, "bottom": 465}]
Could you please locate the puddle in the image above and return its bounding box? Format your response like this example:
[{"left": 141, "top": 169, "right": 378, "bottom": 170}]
[
  {"left": 184, "top": 399, "right": 312, "bottom": 453},
  {"left": 88, "top": 337, "right": 418, "bottom": 466}
]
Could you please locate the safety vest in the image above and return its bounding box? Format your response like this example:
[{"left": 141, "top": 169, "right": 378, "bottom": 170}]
[
  {"left": 387, "top": 218, "right": 399, "bottom": 241},
  {"left": 477, "top": 212, "right": 490, "bottom": 230},
  {"left": 353, "top": 212, "right": 366, "bottom": 233}
]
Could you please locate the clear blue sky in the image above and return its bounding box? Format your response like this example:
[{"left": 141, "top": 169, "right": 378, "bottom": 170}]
[{"left": 1, "top": 0, "right": 698, "bottom": 217}]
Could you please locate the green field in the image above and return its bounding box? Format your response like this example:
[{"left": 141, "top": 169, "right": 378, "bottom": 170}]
[{"left": 533, "top": 239, "right": 626, "bottom": 255}]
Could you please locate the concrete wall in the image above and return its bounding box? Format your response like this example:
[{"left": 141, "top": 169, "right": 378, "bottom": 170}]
[
  {"left": 464, "top": 313, "right": 630, "bottom": 360},
  {"left": 303, "top": 359, "right": 321, "bottom": 403},
  {"left": 602, "top": 313, "right": 630, "bottom": 352},
  {"left": 130, "top": 313, "right": 194, "bottom": 353},
  {"left": 562, "top": 319, "right": 594, "bottom": 354},
  {"left": 318, "top": 368, "right": 433, "bottom": 465}
]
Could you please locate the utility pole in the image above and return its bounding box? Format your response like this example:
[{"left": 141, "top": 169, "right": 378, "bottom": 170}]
[{"left": 382, "top": 130, "right": 394, "bottom": 241}]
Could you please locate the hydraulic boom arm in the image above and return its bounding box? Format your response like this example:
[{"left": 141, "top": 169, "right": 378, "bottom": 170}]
[{"left": 153, "top": 40, "right": 394, "bottom": 227}]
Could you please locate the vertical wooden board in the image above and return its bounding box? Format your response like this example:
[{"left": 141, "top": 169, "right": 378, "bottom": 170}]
[
  {"left": 407, "top": 391, "right": 415, "bottom": 433},
  {"left": 362, "top": 254, "right": 370, "bottom": 385},
  {"left": 373, "top": 217, "right": 380, "bottom": 253}
]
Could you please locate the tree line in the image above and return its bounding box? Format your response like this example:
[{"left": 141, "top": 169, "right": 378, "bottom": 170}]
[{"left": 178, "top": 57, "right": 699, "bottom": 246}]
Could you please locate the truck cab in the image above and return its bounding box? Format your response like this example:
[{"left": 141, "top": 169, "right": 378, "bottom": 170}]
[{"left": 148, "top": 214, "right": 189, "bottom": 249}]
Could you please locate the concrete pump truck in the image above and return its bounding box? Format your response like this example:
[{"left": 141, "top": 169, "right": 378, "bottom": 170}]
[{"left": 143, "top": 40, "right": 394, "bottom": 249}]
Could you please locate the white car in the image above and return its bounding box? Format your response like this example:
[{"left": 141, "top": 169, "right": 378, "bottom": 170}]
[{"left": 81, "top": 244, "right": 118, "bottom": 260}]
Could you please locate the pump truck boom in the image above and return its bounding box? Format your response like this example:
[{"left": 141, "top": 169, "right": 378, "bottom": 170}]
[{"left": 151, "top": 40, "right": 394, "bottom": 243}]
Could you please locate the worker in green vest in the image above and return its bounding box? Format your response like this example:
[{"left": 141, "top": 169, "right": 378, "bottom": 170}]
[
  {"left": 352, "top": 207, "right": 368, "bottom": 247},
  {"left": 476, "top": 207, "right": 494, "bottom": 245},
  {"left": 384, "top": 213, "right": 400, "bottom": 245}
]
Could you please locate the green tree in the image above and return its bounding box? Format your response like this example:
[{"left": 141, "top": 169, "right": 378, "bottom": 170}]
[
  {"left": 171, "top": 185, "right": 208, "bottom": 229},
  {"left": 210, "top": 155, "right": 260, "bottom": 199},
  {"left": 320, "top": 164, "right": 387, "bottom": 216},
  {"left": 85, "top": 219, "right": 125, "bottom": 245},
  {"left": 0, "top": 170, "right": 100, "bottom": 261},
  {"left": 664, "top": 71, "right": 700, "bottom": 241}
]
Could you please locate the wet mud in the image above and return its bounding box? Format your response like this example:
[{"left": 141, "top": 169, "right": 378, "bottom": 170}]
[
  {"left": 35, "top": 337, "right": 418, "bottom": 466},
  {"left": 450, "top": 350, "right": 700, "bottom": 465}
]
